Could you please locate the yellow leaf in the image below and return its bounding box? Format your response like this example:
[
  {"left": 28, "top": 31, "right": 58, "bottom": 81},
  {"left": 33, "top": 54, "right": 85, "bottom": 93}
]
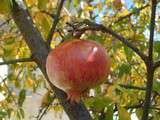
[
  {"left": 50, "top": 41, "right": 56, "bottom": 48},
  {"left": 0, "top": 0, "right": 11, "bottom": 15},
  {"left": 38, "top": 0, "right": 49, "bottom": 10},
  {"left": 84, "top": 6, "right": 94, "bottom": 11},
  {"left": 118, "top": 9, "right": 129, "bottom": 17},
  {"left": 25, "top": 0, "right": 38, "bottom": 7}
]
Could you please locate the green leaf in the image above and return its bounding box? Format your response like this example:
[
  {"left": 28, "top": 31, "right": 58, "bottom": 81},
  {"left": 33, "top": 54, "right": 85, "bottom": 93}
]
[
  {"left": 118, "top": 63, "right": 131, "bottom": 77},
  {"left": 105, "top": 105, "right": 113, "bottom": 120},
  {"left": 18, "top": 89, "right": 26, "bottom": 107},
  {"left": 124, "top": 46, "right": 133, "bottom": 61},
  {"left": 136, "top": 109, "right": 143, "bottom": 119},
  {"left": 66, "top": 0, "right": 72, "bottom": 9},
  {"left": 154, "top": 41, "right": 160, "bottom": 56},
  {"left": 118, "top": 107, "right": 131, "bottom": 120},
  {"left": 73, "top": 0, "right": 79, "bottom": 7},
  {"left": 131, "top": 7, "right": 140, "bottom": 16},
  {"left": 85, "top": 96, "right": 112, "bottom": 112},
  {"left": 153, "top": 80, "right": 160, "bottom": 93},
  {"left": 0, "top": 110, "right": 7, "bottom": 118},
  {"left": 87, "top": 34, "right": 105, "bottom": 44}
]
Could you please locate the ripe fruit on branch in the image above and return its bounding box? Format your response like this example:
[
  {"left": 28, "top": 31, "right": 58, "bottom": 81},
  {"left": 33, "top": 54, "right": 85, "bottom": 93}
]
[{"left": 46, "top": 39, "right": 110, "bottom": 102}]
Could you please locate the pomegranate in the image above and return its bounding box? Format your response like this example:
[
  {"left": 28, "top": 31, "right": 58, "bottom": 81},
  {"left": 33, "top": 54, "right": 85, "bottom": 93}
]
[{"left": 46, "top": 39, "right": 110, "bottom": 102}]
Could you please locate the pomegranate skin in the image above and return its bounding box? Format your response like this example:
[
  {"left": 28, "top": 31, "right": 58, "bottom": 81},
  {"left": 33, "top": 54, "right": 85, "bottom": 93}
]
[{"left": 46, "top": 39, "right": 110, "bottom": 102}]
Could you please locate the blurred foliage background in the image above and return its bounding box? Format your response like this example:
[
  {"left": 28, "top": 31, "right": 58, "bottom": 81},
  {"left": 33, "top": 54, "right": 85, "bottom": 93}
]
[{"left": 0, "top": 0, "right": 160, "bottom": 120}]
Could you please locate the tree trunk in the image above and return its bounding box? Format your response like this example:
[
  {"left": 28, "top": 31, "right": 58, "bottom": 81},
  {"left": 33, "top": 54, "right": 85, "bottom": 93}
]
[{"left": 11, "top": 1, "right": 91, "bottom": 120}]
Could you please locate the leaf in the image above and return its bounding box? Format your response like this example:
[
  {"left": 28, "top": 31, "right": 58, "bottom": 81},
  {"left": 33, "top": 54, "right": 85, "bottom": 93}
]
[
  {"left": 0, "top": 110, "right": 7, "bottom": 118},
  {"left": 118, "top": 107, "right": 131, "bottom": 120},
  {"left": 19, "top": 108, "right": 25, "bottom": 119},
  {"left": 34, "top": 12, "right": 51, "bottom": 39},
  {"left": 18, "top": 89, "right": 26, "bottom": 107},
  {"left": 154, "top": 41, "right": 160, "bottom": 57},
  {"left": 85, "top": 96, "right": 112, "bottom": 112},
  {"left": 0, "top": 0, "right": 11, "bottom": 15},
  {"left": 153, "top": 80, "right": 160, "bottom": 93},
  {"left": 131, "top": 7, "right": 140, "bottom": 16},
  {"left": 41, "top": 91, "right": 53, "bottom": 107},
  {"left": 105, "top": 105, "right": 113, "bottom": 120},
  {"left": 25, "top": 0, "right": 38, "bottom": 7},
  {"left": 66, "top": 0, "right": 72, "bottom": 9},
  {"left": 87, "top": 34, "right": 105, "bottom": 44},
  {"left": 124, "top": 46, "right": 133, "bottom": 61},
  {"left": 38, "top": 0, "right": 49, "bottom": 10},
  {"left": 136, "top": 109, "right": 143, "bottom": 119},
  {"left": 118, "top": 63, "right": 131, "bottom": 77},
  {"left": 73, "top": 0, "right": 79, "bottom": 7}
]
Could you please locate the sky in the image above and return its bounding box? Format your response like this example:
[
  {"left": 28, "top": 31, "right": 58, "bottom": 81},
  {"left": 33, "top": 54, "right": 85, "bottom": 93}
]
[{"left": 92, "top": 0, "right": 134, "bottom": 23}]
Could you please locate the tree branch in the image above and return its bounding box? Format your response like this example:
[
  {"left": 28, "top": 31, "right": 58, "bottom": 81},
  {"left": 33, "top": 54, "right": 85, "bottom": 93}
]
[
  {"left": 114, "top": 4, "right": 149, "bottom": 24},
  {"left": 47, "top": 0, "right": 65, "bottom": 46},
  {"left": 154, "top": 60, "right": 160, "bottom": 70},
  {"left": 105, "top": 81, "right": 146, "bottom": 91},
  {"left": 11, "top": 1, "right": 91, "bottom": 120},
  {"left": 0, "top": 57, "right": 33, "bottom": 65},
  {"left": 37, "top": 95, "right": 56, "bottom": 120},
  {"left": 125, "top": 103, "right": 160, "bottom": 111},
  {"left": 69, "top": 20, "right": 148, "bottom": 62},
  {"left": 142, "top": 0, "right": 157, "bottom": 120},
  {"left": 0, "top": 18, "right": 11, "bottom": 28}
]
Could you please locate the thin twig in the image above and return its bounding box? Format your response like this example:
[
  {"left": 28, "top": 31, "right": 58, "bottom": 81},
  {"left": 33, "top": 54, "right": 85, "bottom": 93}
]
[
  {"left": 105, "top": 81, "right": 146, "bottom": 91},
  {"left": 153, "top": 60, "right": 160, "bottom": 70},
  {"left": 114, "top": 4, "right": 149, "bottom": 24},
  {"left": 142, "top": 0, "right": 157, "bottom": 120},
  {"left": 37, "top": 95, "right": 56, "bottom": 120},
  {"left": 125, "top": 103, "right": 160, "bottom": 111},
  {"left": 119, "top": 84, "right": 146, "bottom": 91},
  {"left": 0, "top": 57, "right": 33, "bottom": 65},
  {"left": 0, "top": 18, "right": 11, "bottom": 28},
  {"left": 47, "top": 0, "right": 65, "bottom": 46}
]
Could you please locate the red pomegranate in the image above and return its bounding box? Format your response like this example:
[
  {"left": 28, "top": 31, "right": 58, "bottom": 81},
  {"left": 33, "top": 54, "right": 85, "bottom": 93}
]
[{"left": 46, "top": 39, "right": 110, "bottom": 102}]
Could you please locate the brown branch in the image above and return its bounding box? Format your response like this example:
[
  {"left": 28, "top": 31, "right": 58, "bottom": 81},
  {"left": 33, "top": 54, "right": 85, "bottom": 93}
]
[
  {"left": 119, "top": 84, "right": 146, "bottom": 91},
  {"left": 114, "top": 4, "right": 149, "bottom": 23},
  {"left": 153, "top": 60, "right": 160, "bottom": 70},
  {"left": 0, "top": 57, "right": 33, "bottom": 65},
  {"left": 11, "top": 1, "right": 92, "bottom": 120},
  {"left": 125, "top": 103, "right": 160, "bottom": 111},
  {"left": 105, "top": 81, "right": 146, "bottom": 91},
  {"left": 142, "top": 0, "right": 157, "bottom": 120},
  {"left": 0, "top": 18, "right": 11, "bottom": 28},
  {"left": 37, "top": 95, "right": 56, "bottom": 120},
  {"left": 47, "top": 0, "right": 65, "bottom": 46},
  {"left": 125, "top": 103, "right": 143, "bottom": 109},
  {"left": 70, "top": 20, "right": 148, "bottom": 62}
]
